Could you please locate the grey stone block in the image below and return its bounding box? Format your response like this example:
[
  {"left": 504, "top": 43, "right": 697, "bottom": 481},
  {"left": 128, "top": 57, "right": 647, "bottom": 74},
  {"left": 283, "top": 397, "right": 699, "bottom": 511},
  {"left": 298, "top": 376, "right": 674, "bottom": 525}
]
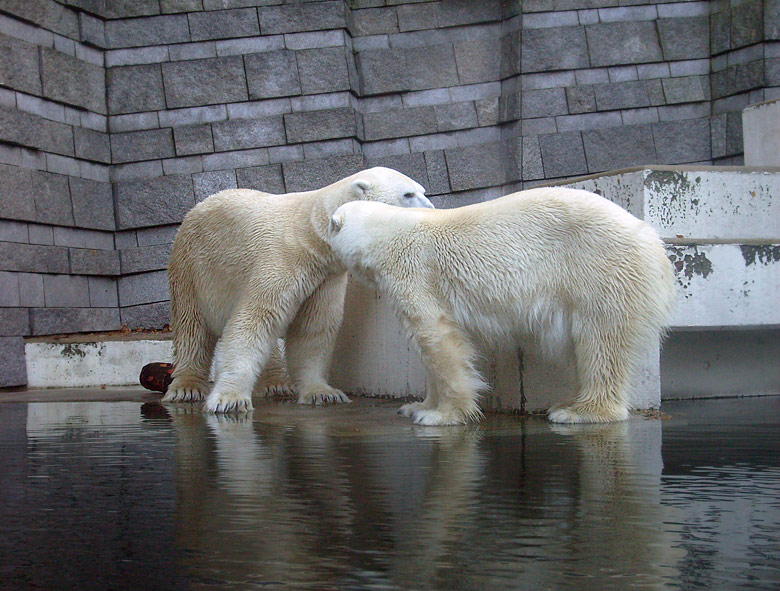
[
  {"left": 193, "top": 170, "right": 238, "bottom": 202},
  {"left": 652, "top": 118, "right": 711, "bottom": 164},
  {"left": 120, "top": 243, "right": 174, "bottom": 275},
  {"left": 586, "top": 21, "right": 663, "bottom": 67},
  {"left": 522, "top": 88, "right": 568, "bottom": 119},
  {"left": 0, "top": 337, "right": 26, "bottom": 387},
  {"left": 236, "top": 164, "right": 286, "bottom": 193},
  {"left": 112, "top": 161, "right": 164, "bottom": 182},
  {"left": 282, "top": 153, "right": 365, "bottom": 193},
  {"left": 284, "top": 30, "right": 345, "bottom": 51},
  {"left": 475, "top": 97, "right": 499, "bottom": 126},
  {"left": 404, "top": 43, "right": 460, "bottom": 91},
  {"left": 106, "top": 64, "right": 165, "bottom": 115},
  {"left": 30, "top": 307, "right": 121, "bottom": 336},
  {"left": 445, "top": 142, "right": 504, "bottom": 191},
  {"left": 423, "top": 150, "right": 450, "bottom": 195},
  {"left": 244, "top": 50, "right": 302, "bottom": 99},
  {"left": 111, "top": 129, "right": 175, "bottom": 163},
  {"left": 435, "top": 102, "right": 478, "bottom": 132},
  {"left": 566, "top": 86, "right": 597, "bottom": 114},
  {"left": 296, "top": 47, "right": 351, "bottom": 95},
  {"left": 657, "top": 16, "right": 709, "bottom": 61},
  {"left": 284, "top": 108, "right": 356, "bottom": 144},
  {"left": 136, "top": 225, "right": 178, "bottom": 247},
  {"left": 74, "top": 128, "right": 111, "bottom": 164},
  {"left": 109, "top": 112, "right": 159, "bottom": 134},
  {"left": 105, "top": 14, "right": 190, "bottom": 49},
  {"left": 164, "top": 156, "right": 203, "bottom": 176},
  {"left": 1, "top": 0, "right": 79, "bottom": 37},
  {"left": 0, "top": 271, "right": 19, "bottom": 306},
  {"left": 731, "top": 0, "right": 762, "bottom": 49},
  {"left": 161, "top": 0, "right": 204, "bottom": 13},
  {"left": 0, "top": 34, "right": 42, "bottom": 95},
  {"left": 115, "top": 174, "right": 195, "bottom": 230},
  {"left": 217, "top": 35, "right": 285, "bottom": 57},
  {"left": 0, "top": 105, "right": 75, "bottom": 157},
  {"left": 0, "top": 163, "right": 37, "bottom": 222},
  {"left": 118, "top": 270, "right": 170, "bottom": 307},
  {"left": 43, "top": 274, "right": 91, "bottom": 308},
  {"left": 435, "top": 0, "right": 501, "bottom": 28},
  {"left": 539, "top": 131, "right": 588, "bottom": 178},
  {"left": 203, "top": 148, "right": 269, "bottom": 172},
  {"left": 40, "top": 48, "right": 106, "bottom": 114},
  {"left": 453, "top": 39, "right": 501, "bottom": 85},
  {"left": 366, "top": 152, "right": 429, "bottom": 189},
  {"left": 0, "top": 308, "right": 29, "bottom": 336},
  {"left": 162, "top": 56, "right": 248, "bottom": 109},
  {"left": 70, "top": 178, "right": 115, "bottom": 231},
  {"left": 661, "top": 76, "right": 709, "bottom": 104},
  {"left": 69, "top": 248, "right": 121, "bottom": 276},
  {"left": 582, "top": 124, "right": 656, "bottom": 172},
  {"left": 189, "top": 8, "right": 260, "bottom": 41},
  {"left": 355, "top": 48, "right": 408, "bottom": 95},
  {"left": 18, "top": 272, "right": 45, "bottom": 307},
  {"left": 120, "top": 301, "right": 171, "bottom": 330},
  {"left": 522, "top": 135, "right": 544, "bottom": 181},
  {"left": 397, "top": 3, "right": 436, "bottom": 32},
  {"left": 33, "top": 171, "right": 73, "bottom": 227},
  {"left": 169, "top": 41, "right": 217, "bottom": 62},
  {"left": 28, "top": 224, "right": 53, "bottom": 245},
  {"left": 0, "top": 220, "right": 28, "bottom": 243},
  {"left": 710, "top": 9, "right": 730, "bottom": 55},
  {"left": 363, "top": 107, "right": 437, "bottom": 141},
  {"left": 212, "top": 117, "right": 285, "bottom": 151},
  {"left": 160, "top": 105, "right": 228, "bottom": 129},
  {"left": 522, "top": 26, "right": 589, "bottom": 73},
  {"left": 646, "top": 78, "right": 666, "bottom": 105},
  {"left": 259, "top": 1, "right": 345, "bottom": 34},
  {"left": 767, "top": 0, "right": 780, "bottom": 40},
  {"left": 594, "top": 80, "right": 650, "bottom": 111},
  {"left": 88, "top": 276, "right": 118, "bottom": 308},
  {"left": 174, "top": 124, "right": 215, "bottom": 156},
  {"left": 79, "top": 12, "right": 106, "bottom": 47},
  {"left": 351, "top": 7, "right": 399, "bottom": 35}
]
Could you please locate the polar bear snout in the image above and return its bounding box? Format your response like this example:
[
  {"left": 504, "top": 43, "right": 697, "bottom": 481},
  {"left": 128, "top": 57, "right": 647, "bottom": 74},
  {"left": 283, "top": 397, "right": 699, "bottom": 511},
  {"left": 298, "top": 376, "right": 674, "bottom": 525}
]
[{"left": 404, "top": 191, "right": 434, "bottom": 209}]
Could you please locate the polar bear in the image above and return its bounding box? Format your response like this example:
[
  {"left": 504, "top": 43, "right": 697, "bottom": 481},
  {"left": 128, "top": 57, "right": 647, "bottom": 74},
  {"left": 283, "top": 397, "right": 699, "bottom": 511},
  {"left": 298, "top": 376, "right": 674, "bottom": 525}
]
[
  {"left": 165, "top": 167, "right": 433, "bottom": 413},
  {"left": 328, "top": 187, "right": 676, "bottom": 426}
]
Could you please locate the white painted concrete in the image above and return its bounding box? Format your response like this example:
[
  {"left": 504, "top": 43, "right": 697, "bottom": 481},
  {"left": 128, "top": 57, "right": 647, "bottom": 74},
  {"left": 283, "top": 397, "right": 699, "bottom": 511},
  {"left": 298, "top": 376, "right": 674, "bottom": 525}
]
[{"left": 743, "top": 99, "right": 780, "bottom": 167}]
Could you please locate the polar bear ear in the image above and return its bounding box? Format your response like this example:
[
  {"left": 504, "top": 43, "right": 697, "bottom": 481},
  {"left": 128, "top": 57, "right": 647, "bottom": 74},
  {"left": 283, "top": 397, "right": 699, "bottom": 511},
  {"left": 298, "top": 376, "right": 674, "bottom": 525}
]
[
  {"left": 329, "top": 213, "right": 344, "bottom": 234},
  {"left": 351, "top": 179, "right": 370, "bottom": 197}
]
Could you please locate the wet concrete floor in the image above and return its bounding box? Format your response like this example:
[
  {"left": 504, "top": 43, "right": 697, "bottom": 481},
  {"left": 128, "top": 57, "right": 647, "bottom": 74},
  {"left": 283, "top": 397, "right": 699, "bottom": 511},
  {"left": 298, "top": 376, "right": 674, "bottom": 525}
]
[{"left": 1, "top": 388, "right": 779, "bottom": 590}]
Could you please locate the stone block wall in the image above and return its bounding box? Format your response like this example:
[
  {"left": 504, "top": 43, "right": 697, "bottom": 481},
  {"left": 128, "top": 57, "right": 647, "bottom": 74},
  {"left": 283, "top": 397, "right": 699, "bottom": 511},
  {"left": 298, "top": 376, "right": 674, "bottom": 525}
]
[{"left": 0, "top": 0, "right": 777, "bottom": 387}]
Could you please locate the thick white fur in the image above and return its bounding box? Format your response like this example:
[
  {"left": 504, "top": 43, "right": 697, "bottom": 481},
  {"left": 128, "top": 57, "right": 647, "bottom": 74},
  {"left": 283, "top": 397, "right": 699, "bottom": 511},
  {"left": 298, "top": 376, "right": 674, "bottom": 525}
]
[
  {"left": 165, "top": 167, "right": 432, "bottom": 413},
  {"left": 329, "top": 187, "right": 676, "bottom": 426}
]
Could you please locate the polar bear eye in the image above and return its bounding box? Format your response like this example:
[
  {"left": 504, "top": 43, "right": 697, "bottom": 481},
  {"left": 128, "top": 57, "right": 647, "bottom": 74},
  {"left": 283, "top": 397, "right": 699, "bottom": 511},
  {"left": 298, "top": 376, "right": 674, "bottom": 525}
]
[{"left": 404, "top": 192, "right": 416, "bottom": 199}]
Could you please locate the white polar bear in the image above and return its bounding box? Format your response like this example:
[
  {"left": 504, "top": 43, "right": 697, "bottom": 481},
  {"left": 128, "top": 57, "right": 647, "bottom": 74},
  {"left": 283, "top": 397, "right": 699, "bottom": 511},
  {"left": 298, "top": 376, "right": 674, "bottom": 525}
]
[
  {"left": 328, "top": 187, "right": 676, "bottom": 426},
  {"left": 165, "top": 167, "right": 433, "bottom": 413}
]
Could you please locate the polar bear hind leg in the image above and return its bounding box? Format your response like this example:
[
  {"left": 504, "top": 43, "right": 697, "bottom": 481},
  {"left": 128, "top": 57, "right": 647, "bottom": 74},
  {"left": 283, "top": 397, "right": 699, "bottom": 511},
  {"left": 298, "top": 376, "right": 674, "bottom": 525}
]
[
  {"left": 164, "top": 272, "right": 217, "bottom": 403},
  {"left": 285, "top": 273, "right": 352, "bottom": 405},
  {"left": 204, "top": 301, "right": 287, "bottom": 413},
  {"left": 548, "top": 317, "right": 633, "bottom": 424}
]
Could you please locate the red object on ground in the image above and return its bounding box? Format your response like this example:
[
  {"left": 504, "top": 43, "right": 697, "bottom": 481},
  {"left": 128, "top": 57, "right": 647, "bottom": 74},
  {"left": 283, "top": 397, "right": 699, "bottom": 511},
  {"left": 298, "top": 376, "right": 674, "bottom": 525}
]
[{"left": 140, "top": 362, "right": 174, "bottom": 393}]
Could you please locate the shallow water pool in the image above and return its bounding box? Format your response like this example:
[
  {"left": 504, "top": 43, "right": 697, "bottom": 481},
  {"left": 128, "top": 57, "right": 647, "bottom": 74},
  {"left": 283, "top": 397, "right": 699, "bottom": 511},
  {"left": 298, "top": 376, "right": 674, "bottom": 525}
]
[{"left": 1, "top": 391, "right": 779, "bottom": 590}]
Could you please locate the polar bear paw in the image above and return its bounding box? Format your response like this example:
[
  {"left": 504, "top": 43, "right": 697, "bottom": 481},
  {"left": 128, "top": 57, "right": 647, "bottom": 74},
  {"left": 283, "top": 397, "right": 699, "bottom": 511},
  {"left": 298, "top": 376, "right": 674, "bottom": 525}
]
[
  {"left": 162, "top": 378, "right": 208, "bottom": 403},
  {"left": 410, "top": 409, "right": 465, "bottom": 426},
  {"left": 260, "top": 384, "right": 295, "bottom": 397},
  {"left": 297, "top": 385, "right": 352, "bottom": 405},
  {"left": 398, "top": 401, "right": 426, "bottom": 417},
  {"left": 547, "top": 404, "right": 629, "bottom": 424},
  {"left": 204, "top": 390, "right": 253, "bottom": 414}
]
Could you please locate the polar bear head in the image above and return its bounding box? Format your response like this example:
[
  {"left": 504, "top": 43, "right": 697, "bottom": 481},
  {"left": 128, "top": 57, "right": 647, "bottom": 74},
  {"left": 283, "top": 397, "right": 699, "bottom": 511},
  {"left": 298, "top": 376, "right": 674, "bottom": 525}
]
[
  {"left": 345, "top": 167, "right": 433, "bottom": 209},
  {"left": 328, "top": 200, "right": 423, "bottom": 284}
]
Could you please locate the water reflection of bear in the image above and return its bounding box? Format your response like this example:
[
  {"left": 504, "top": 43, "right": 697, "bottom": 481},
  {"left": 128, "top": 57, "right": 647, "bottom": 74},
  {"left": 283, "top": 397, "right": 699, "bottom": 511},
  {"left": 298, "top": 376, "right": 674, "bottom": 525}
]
[{"left": 167, "top": 411, "right": 682, "bottom": 589}]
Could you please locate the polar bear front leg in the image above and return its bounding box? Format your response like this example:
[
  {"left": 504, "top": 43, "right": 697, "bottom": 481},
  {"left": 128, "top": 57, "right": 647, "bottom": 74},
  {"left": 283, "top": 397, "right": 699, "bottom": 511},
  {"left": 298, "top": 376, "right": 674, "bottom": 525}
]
[
  {"left": 286, "top": 272, "right": 352, "bottom": 405},
  {"left": 400, "top": 307, "right": 486, "bottom": 426},
  {"left": 204, "top": 306, "right": 281, "bottom": 414}
]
